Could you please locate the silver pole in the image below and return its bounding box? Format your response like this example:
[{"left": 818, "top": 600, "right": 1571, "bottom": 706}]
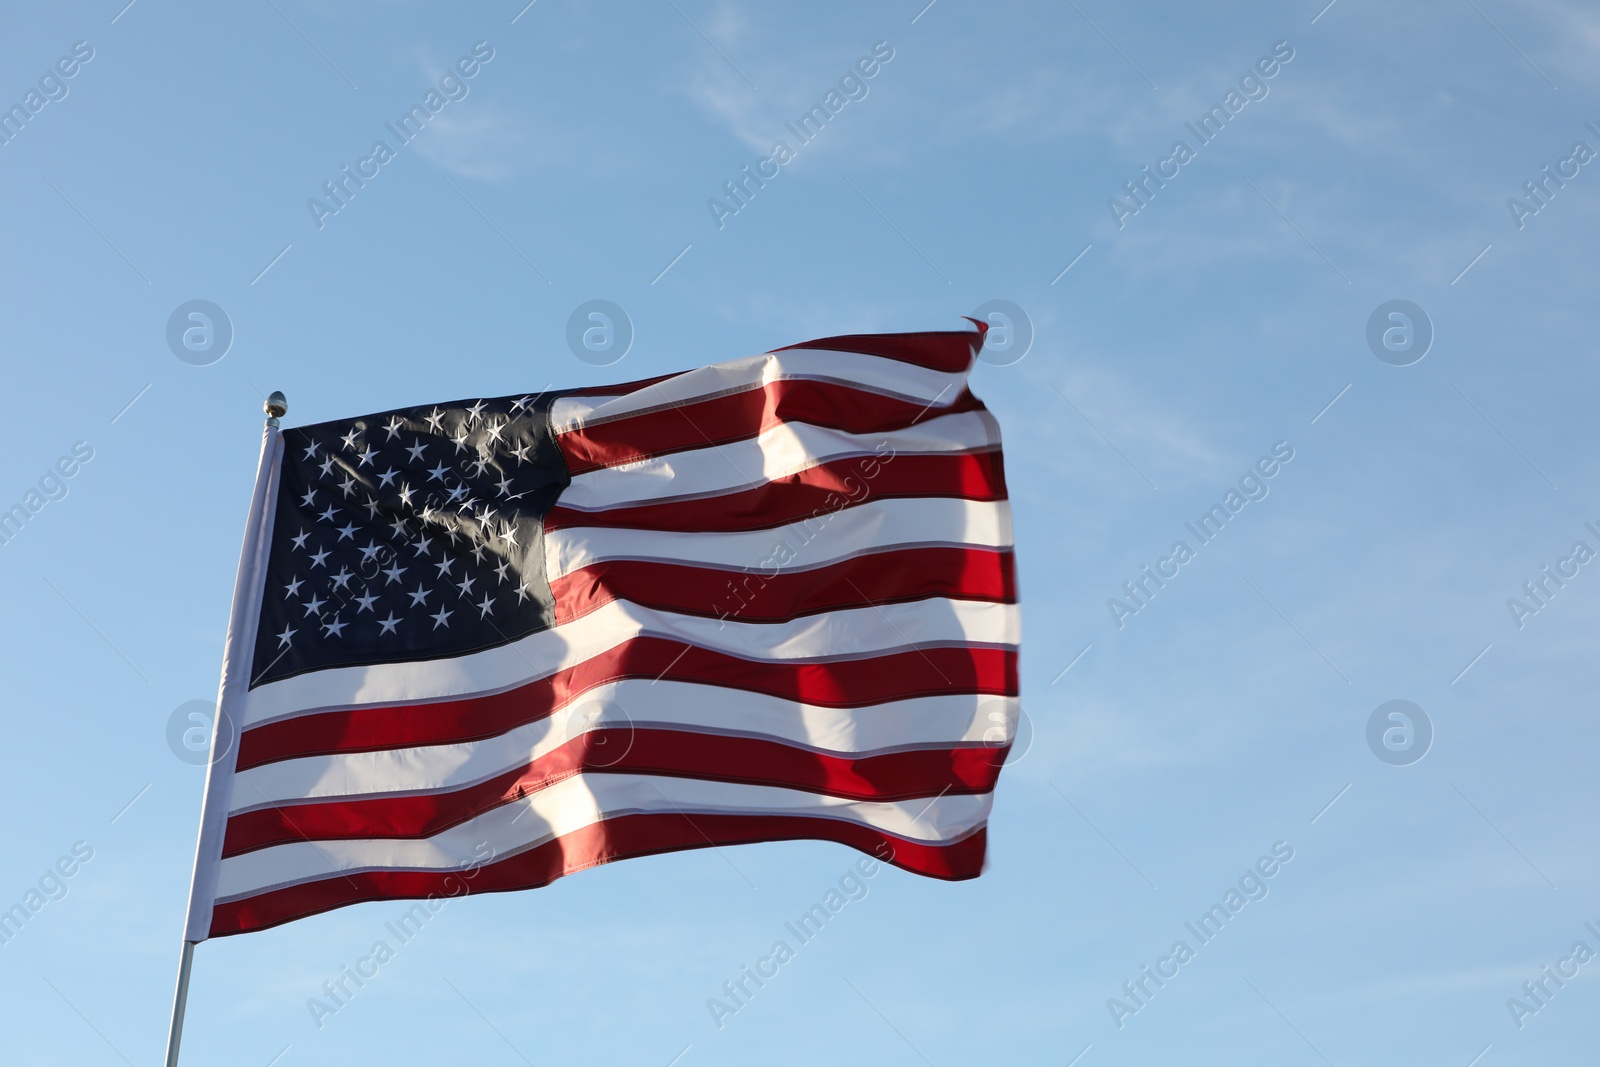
[
  {"left": 162, "top": 940, "right": 197, "bottom": 1067},
  {"left": 164, "top": 391, "right": 289, "bottom": 1066}
]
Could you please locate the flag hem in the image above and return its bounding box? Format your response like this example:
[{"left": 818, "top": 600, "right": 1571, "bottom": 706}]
[{"left": 181, "top": 423, "right": 285, "bottom": 942}]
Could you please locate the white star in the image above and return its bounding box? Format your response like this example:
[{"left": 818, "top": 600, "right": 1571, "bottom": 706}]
[
  {"left": 452, "top": 431, "right": 472, "bottom": 454},
  {"left": 478, "top": 506, "right": 500, "bottom": 525},
  {"left": 318, "top": 505, "right": 339, "bottom": 524},
  {"left": 434, "top": 557, "right": 455, "bottom": 578},
  {"left": 335, "top": 522, "right": 358, "bottom": 541},
  {"left": 301, "top": 440, "right": 321, "bottom": 460},
  {"left": 377, "top": 467, "right": 399, "bottom": 488},
  {"left": 456, "top": 575, "right": 476, "bottom": 597},
  {"left": 331, "top": 568, "right": 354, "bottom": 591},
  {"left": 397, "top": 484, "right": 415, "bottom": 508},
  {"left": 308, "top": 548, "right": 330, "bottom": 569},
  {"left": 514, "top": 583, "right": 533, "bottom": 604},
  {"left": 341, "top": 429, "right": 360, "bottom": 451},
  {"left": 405, "top": 441, "right": 427, "bottom": 464},
  {"left": 285, "top": 576, "right": 304, "bottom": 597},
  {"left": 430, "top": 606, "right": 453, "bottom": 629},
  {"left": 299, "top": 488, "right": 318, "bottom": 508},
  {"left": 426, "top": 462, "right": 450, "bottom": 483},
  {"left": 509, "top": 444, "right": 530, "bottom": 465},
  {"left": 323, "top": 615, "right": 348, "bottom": 637},
  {"left": 445, "top": 484, "right": 468, "bottom": 504},
  {"left": 467, "top": 456, "right": 491, "bottom": 477},
  {"left": 356, "top": 447, "right": 374, "bottom": 468},
  {"left": 511, "top": 395, "right": 534, "bottom": 411},
  {"left": 276, "top": 624, "right": 297, "bottom": 646},
  {"left": 290, "top": 530, "right": 311, "bottom": 551},
  {"left": 500, "top": 524, "right": 519, "bottom": 548},
  {"left": 303, "top": 594, "right": 326, "bottom": 616},
  {"left": 470, "top": 542, "right": 488, "bottom": 564},
  {"left": 407, "top": 583, "right": 431, "bottom": 607},
  {"left": 354, "top": 591, "right": 379, "bottom": 613},
  {"left": 495, "top": 476, "right": 515, "bottom": 496},
  {"left": 485, "top": 420, "right": 506, "bottom": 443},
  {"left": 318, "top": 456, "right": 339, "bottom": 479},
  {"left": 466, "top": 400, "right": 487, "bottom": 423},
  {"left": 338, "top": 475, "right": 357, "bottom": 498},
  {"left": 476, "top": 593, "right": 495, "bottom": 617},
  {"left": 494, "top": 560, "right": 511, "bottom": 583},
  {"left": 378, "top": 613, "right": 401, "bottom": 635},
  {"left": 384, "top": 417, "right": 404, "bottom": 441},
  {"left": 387, "top": 517, "right": 409, "bottom": 539},
  {"left": 382, "top": 562, "right": 407, "bottom": 585},
  {"left": 364, "top": 496, "right": 382, "bottom": 519},
  {"left": 359, "top": 540, "right": 383, "bottom": 563},
  {"left": 412, "top": 535, "right": 434, "bottom": 557},
  {"left": 424, "top": 408, "right": 445, "bottom": 433}
]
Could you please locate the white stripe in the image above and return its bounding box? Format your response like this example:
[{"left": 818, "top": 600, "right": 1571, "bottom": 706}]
[
  {"left": 241, "top": 593, "right": 1017, "bottom": 727},
  {"left": 233, "top": 687, "right": 1018, "bottom": 809},
  {"left": 547, "top": 497, "right": 1012, "bottom": 578},
  {"left": 551, "top": 349, "right": 966, "bottom": 433},
  {"left": 216, "top": 774, "right": 990, "bottom": 900},
  {"left": 560, "top": 410, "right": 997, "bottom": 511}
]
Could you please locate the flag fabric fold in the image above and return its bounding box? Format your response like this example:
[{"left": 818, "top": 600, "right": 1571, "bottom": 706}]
[{"left": 183, "top": 323, "right": 1019, "bottom": 939}]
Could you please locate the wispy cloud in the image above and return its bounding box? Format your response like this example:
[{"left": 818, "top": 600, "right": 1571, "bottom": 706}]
[{"left": 411, "top": 106, "right": 546, "bottom": 182}]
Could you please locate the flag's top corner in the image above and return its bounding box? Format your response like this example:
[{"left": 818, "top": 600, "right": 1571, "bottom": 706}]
[{"left": 776, "top": 322, "right": 988, "bottom": 374}]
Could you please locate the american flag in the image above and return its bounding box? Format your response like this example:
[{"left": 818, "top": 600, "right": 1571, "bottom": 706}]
[{"left": 184, "top": 324, "right": 1019, "bottom": 938}]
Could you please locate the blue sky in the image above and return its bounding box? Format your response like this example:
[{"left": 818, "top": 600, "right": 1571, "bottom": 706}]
[{"left": 2, "top": 0, "right": 1598, "bottom": 1063}]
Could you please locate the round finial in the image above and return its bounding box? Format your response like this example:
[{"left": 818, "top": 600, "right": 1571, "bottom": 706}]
[{"left": 265, "top": 391, "right": 288, "bottom": 419}]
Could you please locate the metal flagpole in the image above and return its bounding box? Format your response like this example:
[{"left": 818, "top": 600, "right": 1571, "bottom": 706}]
[
  {"left": 163, "top": 940, "right": 197, "bottom": 1067},
  {"left": 164, "top": 391, "right": 288, "bottom": 1067}
]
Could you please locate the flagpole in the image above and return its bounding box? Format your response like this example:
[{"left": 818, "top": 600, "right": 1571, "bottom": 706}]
[
  {"left": 163, "top": 940, "right": 197, "bottom": 1067},
  {"left": 164, "top": 391, "right": 288, "bottom": 1067}
]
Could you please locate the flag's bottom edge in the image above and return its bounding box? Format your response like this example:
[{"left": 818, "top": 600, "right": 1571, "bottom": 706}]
[{"left": 206, "top": 812, "right": 986, "bottom": 938}]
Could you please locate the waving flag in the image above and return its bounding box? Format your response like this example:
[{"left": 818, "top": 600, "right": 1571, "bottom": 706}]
[{"left": 183, "top": 324, "right": 1019, "bottom": 939}]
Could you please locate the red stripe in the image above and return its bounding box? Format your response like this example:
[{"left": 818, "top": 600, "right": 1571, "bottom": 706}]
[
  {"left": 548, "top": 451, "right": 1006, "bottom": 534},
  {"left": 559, "top": 371, "right": 683, "bottom": 399},
  {"left": 558, "top": 378, "right": 982, "bottom": 475},
  {"left": 236, "top": 640, "right": 1017, "bottom": 772},
  {"left": 776, "top": 326, "right": 986, "bottom": 374},
  {"left": 224, "top": 733, "right": 1004, "bottom": 858},
  {"left": 209, "top": 814, "right": 986, "bottom": 937},
  {"left": 552, "top": 547, "right": 1016, "bottom": 625}
]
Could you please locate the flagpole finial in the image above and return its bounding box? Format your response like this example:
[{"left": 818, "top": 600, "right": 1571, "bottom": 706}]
[{"left": 265, "top": 391, "right": 288, "bottom": 427}]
